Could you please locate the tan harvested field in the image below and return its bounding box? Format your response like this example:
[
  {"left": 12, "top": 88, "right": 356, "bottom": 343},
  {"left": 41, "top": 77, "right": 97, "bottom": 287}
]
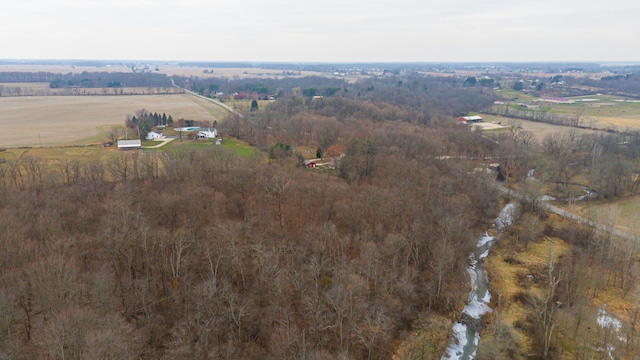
[
  {"left": 0, "top": 64, "right": 325, "bottom": 79},
  {"left": 478, "top": 113, "right": 598, "bottom": 141},
  {"left": 421, "top": 70, "right": 609, "bottom": 79},
  {"left": 533, "top": 96, "right": 640, "bottom": 130},
  {"left": 589, "top": 114, "right": 640, "bottom": 130},
  {"left": 0, "top": 64, "right": 130, "bottom": 74},
  {"left": 156, "top": 66, "right": 323, "bottom": 79},
  {"left": 0, "top": 82, "right": 182, "bottom": 96},
  {"left": 0, "top": 94, "right": 231, "bottom": 147}
]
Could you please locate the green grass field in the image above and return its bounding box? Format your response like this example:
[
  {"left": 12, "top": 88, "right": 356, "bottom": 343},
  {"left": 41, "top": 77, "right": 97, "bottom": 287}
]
[
  {"left": 576, "top": 195, "right": 640, "bottom": 234},
  {"left": 161, "top": 137, "right": 262, "bottom": 158},
  {"left": 223, "top": 99, "right": 272, "bottom": 113},
  {"left": 0, "top": 135, "right": 263, "bottom": 175}
]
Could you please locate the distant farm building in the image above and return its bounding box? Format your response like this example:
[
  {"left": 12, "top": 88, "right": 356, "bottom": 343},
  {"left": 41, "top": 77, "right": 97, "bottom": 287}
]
[
  {"left": 458, "top": 115, "right": 483, "bottom": 124},
  {"left": 117, "top": 139, "right": 141, "bottom": 150},
  {"left": 538, "top": 97, "right": 575, "bottom": 104}
]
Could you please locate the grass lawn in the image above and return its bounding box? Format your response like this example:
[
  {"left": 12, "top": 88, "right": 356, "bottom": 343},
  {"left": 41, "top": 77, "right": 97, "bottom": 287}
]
[
  {"left": 575, "top": 195, "right": 640, "bottom": 233},
  {"left": 495, "top": 88, "right": 538, "bottom": 102},
  {"left": 223, "top": 99, "right": 272, "bottom": 113},
  {"left": 162, "top": 137, "right": 263, "bottom": 158},
  {"left": 220, "top": 138, "right": 263, "bottom": 158}
]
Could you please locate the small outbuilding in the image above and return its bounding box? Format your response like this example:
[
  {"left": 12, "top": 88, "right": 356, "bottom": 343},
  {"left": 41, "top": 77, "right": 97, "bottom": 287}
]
[{"left": 117, "top": 139, "right": 142, "bottom": 150}]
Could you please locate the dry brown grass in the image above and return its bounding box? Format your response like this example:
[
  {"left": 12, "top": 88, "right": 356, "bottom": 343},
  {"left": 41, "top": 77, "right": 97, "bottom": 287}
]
[
  {"left": 482, "top": 211, "right": 640, "bottom": 359},
  {"left": 392, "top": 313, "right": 451, "bottom": 359},
  {"left": 0, "top": 94, "right": 230, "bottom": 147},
  {"left": 480, "top": 233, "right": 573, "bottom": 357}
]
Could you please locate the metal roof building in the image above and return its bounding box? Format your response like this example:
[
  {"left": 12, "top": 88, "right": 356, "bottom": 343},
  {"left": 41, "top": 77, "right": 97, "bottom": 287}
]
[{"left": 117, "top": 139, "right": 142, "bottom": 150}]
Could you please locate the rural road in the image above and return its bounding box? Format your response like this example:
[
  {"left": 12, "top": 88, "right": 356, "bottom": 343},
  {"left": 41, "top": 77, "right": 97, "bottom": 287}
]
[
  {"left": 170, "top": 80, "right": 244, "bottom": 118},
  {"left": 495, "top": 183, "right": 637, "bottom": 241}
]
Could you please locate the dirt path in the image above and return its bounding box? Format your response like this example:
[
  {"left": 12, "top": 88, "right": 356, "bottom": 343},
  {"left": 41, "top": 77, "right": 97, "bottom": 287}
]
[{"left": 143, "top": 137, "right": 176, "bottom": 149}]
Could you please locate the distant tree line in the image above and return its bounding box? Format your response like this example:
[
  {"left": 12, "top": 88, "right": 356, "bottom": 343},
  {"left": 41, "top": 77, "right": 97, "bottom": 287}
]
[
  {"left": 486, "top": 104, "right": 583, "bottom": 127},
  {"left": 0, "top": 72, "right": 60, "bottom": 82},
  {"left": 178, "top": 73, "right": 495, "bottom": 124},
  {"left": 579, "top": 72, "right": 640, "bottom": 97},
  {"left": 173, "top": 75, "right": 348, "bottom": 100},
  {"left": 0, "top": 71, "right": 172, "bottom": 88}
]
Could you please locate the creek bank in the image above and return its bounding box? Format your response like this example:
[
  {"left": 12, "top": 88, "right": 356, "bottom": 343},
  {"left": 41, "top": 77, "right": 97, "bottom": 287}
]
[{"left": 441, "top": 203, "right": 516, "bottom": 360}]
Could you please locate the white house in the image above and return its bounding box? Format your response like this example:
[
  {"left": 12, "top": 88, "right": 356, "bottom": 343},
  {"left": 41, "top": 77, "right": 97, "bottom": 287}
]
[
  {"left": 145, "top": 131, "right": 163, "bottom": 140},
  {"left": 197, "top": 128, "right": 217, "bottom": 139},
  {"left": 117, "top": 139, "right": 142, "bottom": 150}
]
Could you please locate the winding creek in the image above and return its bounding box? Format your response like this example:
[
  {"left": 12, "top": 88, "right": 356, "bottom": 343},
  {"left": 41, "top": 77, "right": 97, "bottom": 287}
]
[
  {"left": 440, "top": 168, "right": 632, "bottom": 358},
  {"left": 442, "top": 203, "right": 516, "bottom": 359}
]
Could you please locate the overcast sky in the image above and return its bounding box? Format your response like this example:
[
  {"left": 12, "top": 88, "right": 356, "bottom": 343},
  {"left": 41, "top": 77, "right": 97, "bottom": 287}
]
[{"left": 2, "top": 0, "right": 639, "bottom": 63}]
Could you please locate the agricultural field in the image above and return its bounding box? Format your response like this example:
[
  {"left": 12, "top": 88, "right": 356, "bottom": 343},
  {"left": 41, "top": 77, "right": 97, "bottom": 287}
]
[
  {"left": 0, "top": 93, "right": 231, "bottom": 147},
  {"left": 576, "top": 97, "right": 640, "bottom": 130},
  {"left": 490, "top": 94, "right": 640, "bottom": 132},
  {"left": 0, "top": 64, "right": 130, "bottom": 74},
  {"left": 0, "top": 145, "right": 113, "bottom": 165},
  {"left": 156, "top": 66, "right": 323, "bottom": 79},
  {"left": 0, "top": 82, "right": 182, "bottom": 96},
  {"left": 477, "top": 113, "right": 598, "bottom": 140}
]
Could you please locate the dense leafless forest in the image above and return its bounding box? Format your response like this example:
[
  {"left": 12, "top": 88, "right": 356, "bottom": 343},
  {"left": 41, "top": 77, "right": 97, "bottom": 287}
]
[
  {"left": 3, "top": 69, "right": 640, "bottom": 359},
  {"left": 0, "top": 74, "right": 502, "bottom": 359}
]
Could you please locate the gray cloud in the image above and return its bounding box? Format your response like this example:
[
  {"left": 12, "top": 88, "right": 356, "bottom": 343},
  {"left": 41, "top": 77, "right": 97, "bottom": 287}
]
[{"left": 1, "top": 0, "right": 638, "bottom": 61}]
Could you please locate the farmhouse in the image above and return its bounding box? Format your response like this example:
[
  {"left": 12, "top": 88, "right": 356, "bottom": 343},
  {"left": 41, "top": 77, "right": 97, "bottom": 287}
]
[
  {"left": 117, "top": 139, "right": 141, "bottom": 150},
  {"left": 145, "top": 131, "right": 163, "bottom": 140},
  {"left": 197, "top": 128, "right": 217, "bottom": 139}
]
